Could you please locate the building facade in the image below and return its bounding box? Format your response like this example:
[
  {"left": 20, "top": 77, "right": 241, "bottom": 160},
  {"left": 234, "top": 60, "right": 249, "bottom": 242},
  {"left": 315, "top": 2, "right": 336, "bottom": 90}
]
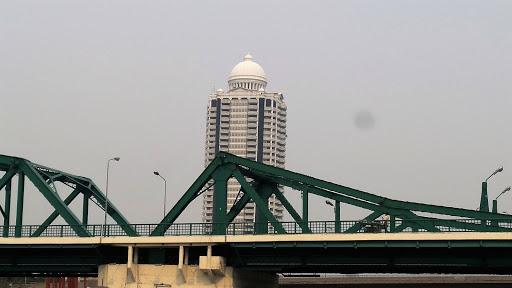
[{"left": 202, "top": 54, "right": 286, "bottom": 224}]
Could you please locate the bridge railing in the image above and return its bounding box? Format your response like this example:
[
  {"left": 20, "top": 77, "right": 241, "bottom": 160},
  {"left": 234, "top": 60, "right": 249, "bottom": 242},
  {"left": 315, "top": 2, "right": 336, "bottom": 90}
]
[{"left": 2, "top": 219, "right": 512, "bottom": 237}]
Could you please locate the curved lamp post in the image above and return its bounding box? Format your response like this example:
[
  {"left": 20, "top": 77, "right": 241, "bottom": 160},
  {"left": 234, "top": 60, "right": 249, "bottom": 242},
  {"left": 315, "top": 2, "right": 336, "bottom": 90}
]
[
  {"left": 103, "top": 157, "right": 120, "bottom": 236},
  {"left": 492, "top": 186, "right": 511, "bottom": 213},
  {"left": 154, "top": 171, "right": 167, "bottom": 218},
  {"left": 480, "top": 166, "right": 503, "bottom": 212}
]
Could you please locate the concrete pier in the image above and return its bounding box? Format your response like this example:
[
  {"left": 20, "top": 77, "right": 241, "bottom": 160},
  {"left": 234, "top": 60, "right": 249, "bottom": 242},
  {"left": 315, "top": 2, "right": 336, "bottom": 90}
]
[{"left": 98, "top": 263, "right": 277, "bottom": 288}]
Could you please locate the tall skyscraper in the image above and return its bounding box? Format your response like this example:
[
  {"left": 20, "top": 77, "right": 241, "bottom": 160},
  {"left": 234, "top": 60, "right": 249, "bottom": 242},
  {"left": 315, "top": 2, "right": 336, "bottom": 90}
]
[{"left": 202, "top": 54, "right": 286, "bottom": 224}]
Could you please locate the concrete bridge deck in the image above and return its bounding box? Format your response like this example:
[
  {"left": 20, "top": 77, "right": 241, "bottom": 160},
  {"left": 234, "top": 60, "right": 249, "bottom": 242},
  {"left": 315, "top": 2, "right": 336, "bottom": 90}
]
[
  {"left": 2, "top": 231, "right": 512, "bottom": 276},
  {"left": 2, "top": 231, "right": 512, "bottom": 247}
]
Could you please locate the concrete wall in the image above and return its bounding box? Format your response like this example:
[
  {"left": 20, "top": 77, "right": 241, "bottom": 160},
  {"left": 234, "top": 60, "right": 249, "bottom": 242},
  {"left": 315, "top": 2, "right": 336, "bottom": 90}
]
[{"left": 98, "top": 264, "right": 278, "bottom": 288}]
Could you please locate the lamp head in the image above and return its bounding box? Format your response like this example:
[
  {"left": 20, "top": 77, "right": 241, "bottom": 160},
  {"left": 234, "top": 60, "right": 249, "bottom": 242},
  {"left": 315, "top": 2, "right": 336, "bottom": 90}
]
[
  {"left": 114, "top": 157, "right": 120, "bottom": 161},
  {"left": 325, "top": 200, "right": 334, "bottom": 206},
  {"left": 486, "top": 166, "right": 504, "bottom": 181},
  {"left": 504, "top": 186, "right": 511, "bottom": 193},
  {"left": 153, "top": 171, "right": 160, "bottom": 176}
]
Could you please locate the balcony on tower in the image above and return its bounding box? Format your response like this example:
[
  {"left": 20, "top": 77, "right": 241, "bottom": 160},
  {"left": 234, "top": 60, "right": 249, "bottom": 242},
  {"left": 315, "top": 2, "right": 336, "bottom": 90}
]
[{"left": 248, "top": 110, "right": 258, "bottom": 116}]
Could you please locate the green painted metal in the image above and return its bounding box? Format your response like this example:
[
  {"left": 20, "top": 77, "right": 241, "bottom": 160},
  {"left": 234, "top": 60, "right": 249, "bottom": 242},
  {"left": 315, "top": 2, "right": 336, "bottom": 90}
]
[
  {"left": 334, "top": 201, "right": 340, "bottom": 233},
  {"left": 2, "top": 180, "right": 11, "bottom": 237},
  {"left": 229, "top": 152, "right": 512, "bottom": 220},
  {"left": 302, "top": 187, "right": 309, "bottom": 229},
  {"left": 4, "top": 151, "right": 512, "bottom": 238},
  {"left": 232, "top": 170, "right": 286, "bottom": 234},
  {"left": 146, "top": 151, "right": 512, "bottom": 236},
  {"left": 226, "top": 190, "right": 252, "bottom": 223},
  {"left": 82, "top": 194, "right": 89, "bottom": 225},
  {"left": 254, "top": 182, "right": 274, "bottom": 234},
  {"left": 150, "top": 156, "right": 223, "bottom": 236},
  {"left": 0, "top": 168, "right": 17, "bottom": 191},
  {"left": 480, "top": 182, "right": 489, "bottom": 212},
  {"left": 31, "top": 188, "right": 82, "bottom": 237},
  {"left": 211, "top": 164, "right": 233, "bottom": 235},
  {"left": 390, "top": 215, "right": 396, "bottom": 232},
  {"left": 15, "top": 172, "right": 25, "bottom": 237},
  {"left": 3, "top": 217, "right": 512, "bottom": 238},
  {"left": 271, "top": 184, "right": 311, "bottom": 233},
  {"left": 0, "top": 154, "right": 136, "bottom": 237}
]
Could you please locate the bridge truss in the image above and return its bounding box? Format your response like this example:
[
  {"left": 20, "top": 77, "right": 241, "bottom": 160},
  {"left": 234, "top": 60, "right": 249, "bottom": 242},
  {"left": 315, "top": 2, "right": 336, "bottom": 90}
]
[
  {"left": 154, "top": 152, "right": 512, "bottom": 236},
  {"left": 2, "top": 152, "right": 512, "bottom": 238},
  {"left": 0, "top": 154, "right": 137, "bottom": 237}
]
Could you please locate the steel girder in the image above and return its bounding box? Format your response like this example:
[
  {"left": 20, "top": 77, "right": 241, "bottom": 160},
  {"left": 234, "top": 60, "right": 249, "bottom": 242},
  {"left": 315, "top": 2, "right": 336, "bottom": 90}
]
[
  {"left": 153, "top": 152, "right": 512, "bottom": 236},
  {"left": 0, "top": 154, "right": 137, "bottom": 237}
]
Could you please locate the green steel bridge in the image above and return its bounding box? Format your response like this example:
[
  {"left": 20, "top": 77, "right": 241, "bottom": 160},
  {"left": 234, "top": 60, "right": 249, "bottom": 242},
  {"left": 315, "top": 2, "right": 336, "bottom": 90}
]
[{"left": 1, "top": 152, "right": 512, "bottom": 276}]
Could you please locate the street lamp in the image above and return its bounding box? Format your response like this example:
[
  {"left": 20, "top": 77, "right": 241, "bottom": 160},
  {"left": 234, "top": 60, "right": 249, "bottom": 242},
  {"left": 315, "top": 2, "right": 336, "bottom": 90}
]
[
  {"left": 480, "top": 166, "right": 504, "bottom": 212},
  {"left": 153, "top": 171, "right": 167, "bottom": 218},
  {"left": 496, "top": 186, "right": 511, "bottom": 201},
  {"left": 325, "top": 200, "right": 334, "bottom": 206},
  {"left": 492, "top": 186, "right": 512, "bottom": 214},
  {"left": 486, "top": 167, "right": 504, "bottom": 181},
  {"left": 103, "top": 157, "right": 120, "bottom": 236}
]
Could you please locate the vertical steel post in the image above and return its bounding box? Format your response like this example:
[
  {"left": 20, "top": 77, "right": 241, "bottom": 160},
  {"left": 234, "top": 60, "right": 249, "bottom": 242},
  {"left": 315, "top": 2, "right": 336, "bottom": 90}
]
[
  {"left": 3, "top": 180, "right": 11, "bottom": 237},
  {"left": 15, "top": 172, "right": 25, "bottom": 237},
  {"left": 212, "top": 166, "right": 231, "bottom": 235},
  {"left": 334, "top": 201, "right": 340, "bottom": 233},
  {"left": 254, "top": 183, "right": 273, "bottom": 234},
  {"left": 82, "top": 194, "right": 89, "bottom": 225},
  {"left": 480, "top": 182, "right": 489, "bottom": 212},
  {"left": 491, "top": 199, "right": 498, "bottom": 228},
  {"left": 302, "top": 187, "right": 308, "bottom": 232},
  {"left": 480, "top": 182, "right": 489, "bottom": 229},
  {"left": 390, "top": 215, "right": 396, "bottom": 232}
]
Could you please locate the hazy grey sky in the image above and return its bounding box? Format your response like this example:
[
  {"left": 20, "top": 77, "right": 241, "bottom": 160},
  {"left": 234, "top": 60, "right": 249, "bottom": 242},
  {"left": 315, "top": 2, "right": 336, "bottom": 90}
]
[{"left": 1, "top": 1, "right": 511, "bottom": 225}]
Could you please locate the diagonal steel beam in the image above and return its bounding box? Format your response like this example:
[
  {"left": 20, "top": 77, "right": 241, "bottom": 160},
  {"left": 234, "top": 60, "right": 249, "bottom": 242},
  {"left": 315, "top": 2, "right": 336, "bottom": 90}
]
[
  {"left": 226, "top": 187, "right": 255, "bottom": 223},
  {"left": 150, "top": 156, "right": 224, "bottom": 236},
  {"left": 232, "top": 169, "right": 286, "bottom": 234},
  {"left": 17, "top": 161, "right": 90, "bottom": 237},
  {"left": 344, "top": 211, "right": 383, "bottom": 233},
  {"left": 271, "top": 184, "right": 311, "bottom": 233},
  {"left": 242, "top": 168, "right": 441, "bottom": 232},
  {"left": 0, "top": 168, "right": 17, "bottom": 191},
  {"left": 222, "top": 152, "right": 512, "bottom": 222},
  {"left": 31, "top": 188, "right": 82, "bottom": 237}
]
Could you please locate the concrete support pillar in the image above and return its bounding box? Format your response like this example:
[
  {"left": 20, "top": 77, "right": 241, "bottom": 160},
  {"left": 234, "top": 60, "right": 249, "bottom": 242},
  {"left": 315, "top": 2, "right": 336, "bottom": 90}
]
[
  {"left": 184, "top": 246, "right": 189, "bottom": 265},
  {"left": 127, "top": 246, "right": 133, "bottom": 269},
  {"left": 134, "top": 247, "right": 139, "bottom": 264},
  {"left": 178, "top": 245, "right": 184, "bottom": 270}
]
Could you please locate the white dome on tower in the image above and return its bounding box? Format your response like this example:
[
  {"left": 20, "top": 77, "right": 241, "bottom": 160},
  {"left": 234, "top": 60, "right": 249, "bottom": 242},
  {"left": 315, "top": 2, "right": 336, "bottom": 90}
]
[{"left": 228, "top": 54, "right": 267, "bottom": 91}]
